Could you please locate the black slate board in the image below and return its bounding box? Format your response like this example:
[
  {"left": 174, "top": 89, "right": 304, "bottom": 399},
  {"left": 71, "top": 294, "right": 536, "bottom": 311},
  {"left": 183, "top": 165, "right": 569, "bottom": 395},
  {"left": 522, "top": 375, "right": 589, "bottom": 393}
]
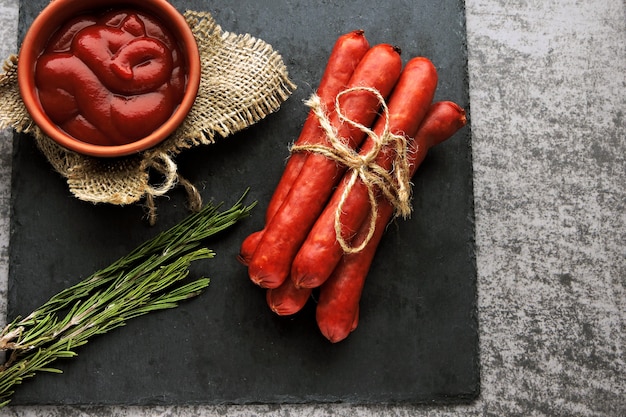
[{"left": 7, "top": 0, "right": 478, "bottom": 406}]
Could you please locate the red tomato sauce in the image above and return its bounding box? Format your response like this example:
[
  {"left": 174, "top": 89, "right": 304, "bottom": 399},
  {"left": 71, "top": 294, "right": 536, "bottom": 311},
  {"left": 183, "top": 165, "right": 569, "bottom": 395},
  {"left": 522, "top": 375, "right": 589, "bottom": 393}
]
[{"left": 35, "top": 9, "right": 187, "bottom": 146}]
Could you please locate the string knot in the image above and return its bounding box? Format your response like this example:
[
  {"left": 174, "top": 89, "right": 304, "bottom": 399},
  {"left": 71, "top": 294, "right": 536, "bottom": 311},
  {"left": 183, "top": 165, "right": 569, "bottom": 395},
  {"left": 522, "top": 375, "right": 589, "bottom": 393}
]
[{"left": 291, "top": 87, "right": 414, "bottom": 253}]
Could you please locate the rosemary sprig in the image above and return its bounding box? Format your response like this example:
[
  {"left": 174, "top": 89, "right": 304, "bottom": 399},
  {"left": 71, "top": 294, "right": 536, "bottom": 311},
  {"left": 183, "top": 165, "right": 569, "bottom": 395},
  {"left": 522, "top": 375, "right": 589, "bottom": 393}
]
[{"left": 0, "top": 192, "right": 256, "bottom": 407}]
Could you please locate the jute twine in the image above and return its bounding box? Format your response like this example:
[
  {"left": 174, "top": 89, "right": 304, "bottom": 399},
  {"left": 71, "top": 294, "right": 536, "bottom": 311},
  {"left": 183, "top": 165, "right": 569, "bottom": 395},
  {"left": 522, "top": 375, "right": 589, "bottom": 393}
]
[
  {"left": 291, "top": 88, "right": 413, "bottom": 254},
  {"left": 0, "top": 10, "right": 295, "bottom": 224}
]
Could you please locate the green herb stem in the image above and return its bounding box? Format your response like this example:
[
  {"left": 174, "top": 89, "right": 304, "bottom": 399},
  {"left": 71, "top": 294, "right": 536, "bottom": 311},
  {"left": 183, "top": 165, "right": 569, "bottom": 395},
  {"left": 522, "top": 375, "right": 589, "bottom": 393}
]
[{"left": 0, "top": 191, "right": 255, "bottom": 407}]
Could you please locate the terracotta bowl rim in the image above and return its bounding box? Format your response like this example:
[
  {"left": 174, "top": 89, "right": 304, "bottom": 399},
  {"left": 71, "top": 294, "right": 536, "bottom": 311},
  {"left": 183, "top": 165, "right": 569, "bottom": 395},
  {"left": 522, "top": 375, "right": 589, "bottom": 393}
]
[{"left": 17, "top": 0, "right": 201, "bottom": 158}]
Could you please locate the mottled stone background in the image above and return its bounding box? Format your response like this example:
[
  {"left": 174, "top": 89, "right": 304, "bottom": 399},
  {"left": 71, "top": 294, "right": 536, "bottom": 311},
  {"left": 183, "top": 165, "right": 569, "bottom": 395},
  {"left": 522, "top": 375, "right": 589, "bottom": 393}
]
[{"left": 0, "top": 0, "right": 623, "bottom": 416}]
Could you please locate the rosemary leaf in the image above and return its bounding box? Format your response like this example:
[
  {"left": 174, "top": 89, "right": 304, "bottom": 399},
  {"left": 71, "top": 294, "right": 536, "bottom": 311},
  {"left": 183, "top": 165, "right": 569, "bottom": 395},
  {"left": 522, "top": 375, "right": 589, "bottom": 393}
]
[{"left": 0, "top": 192, "right": 255, "bottom": 407}]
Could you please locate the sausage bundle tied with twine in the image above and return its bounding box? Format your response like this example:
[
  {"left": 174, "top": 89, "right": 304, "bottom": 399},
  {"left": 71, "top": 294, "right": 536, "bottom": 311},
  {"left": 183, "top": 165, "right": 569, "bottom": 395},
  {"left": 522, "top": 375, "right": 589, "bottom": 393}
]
[
  {"left": 0, "top": 11, "right": 295, "bottom": 224},
  {"left": 291, "top": 87, "right": 414, "bottom": 254}
]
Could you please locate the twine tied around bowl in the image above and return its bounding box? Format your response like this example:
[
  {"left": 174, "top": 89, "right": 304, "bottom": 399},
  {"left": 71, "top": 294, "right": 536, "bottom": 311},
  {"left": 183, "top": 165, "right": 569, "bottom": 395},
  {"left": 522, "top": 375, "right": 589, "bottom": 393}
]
[{"left": 0, "top": 10, "right": 295, "bottom": 224}]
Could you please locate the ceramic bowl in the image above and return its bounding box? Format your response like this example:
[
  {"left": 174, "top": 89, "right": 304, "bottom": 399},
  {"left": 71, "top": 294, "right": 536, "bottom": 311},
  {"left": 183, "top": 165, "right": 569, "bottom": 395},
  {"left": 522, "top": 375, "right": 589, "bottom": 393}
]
[{"left": 18, "top": 0, "right": 201, "bottom": 157}]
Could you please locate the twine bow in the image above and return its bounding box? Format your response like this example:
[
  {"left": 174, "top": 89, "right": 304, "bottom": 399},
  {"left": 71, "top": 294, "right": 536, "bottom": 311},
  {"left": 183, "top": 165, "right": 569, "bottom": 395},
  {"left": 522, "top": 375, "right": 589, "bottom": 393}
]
[
  {"left": 142, "top": 151, "right": 203, "bottom": 225},
  {"left": 291, "top": 87, "right": 414, "bottom": 254}
]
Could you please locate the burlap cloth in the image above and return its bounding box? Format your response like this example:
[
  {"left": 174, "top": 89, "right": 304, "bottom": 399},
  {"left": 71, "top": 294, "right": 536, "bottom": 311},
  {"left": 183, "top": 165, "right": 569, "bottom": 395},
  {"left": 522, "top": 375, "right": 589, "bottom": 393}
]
[{"left": 0, "top": 10, "right": 295, "bottom": 224}]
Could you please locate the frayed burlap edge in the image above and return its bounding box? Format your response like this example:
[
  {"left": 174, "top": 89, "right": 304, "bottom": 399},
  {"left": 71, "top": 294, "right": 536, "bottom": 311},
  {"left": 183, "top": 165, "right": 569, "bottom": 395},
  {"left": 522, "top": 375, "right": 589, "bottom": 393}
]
[{"left": 0, "top": 10, "right": 296, "bottom": 224}]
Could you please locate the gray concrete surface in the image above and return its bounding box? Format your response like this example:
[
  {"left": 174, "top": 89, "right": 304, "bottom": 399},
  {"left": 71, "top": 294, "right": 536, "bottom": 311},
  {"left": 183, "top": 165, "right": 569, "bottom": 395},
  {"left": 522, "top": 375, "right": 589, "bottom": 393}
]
[{"left": 0, "top": 0, "right": 624, "bottom": 416}]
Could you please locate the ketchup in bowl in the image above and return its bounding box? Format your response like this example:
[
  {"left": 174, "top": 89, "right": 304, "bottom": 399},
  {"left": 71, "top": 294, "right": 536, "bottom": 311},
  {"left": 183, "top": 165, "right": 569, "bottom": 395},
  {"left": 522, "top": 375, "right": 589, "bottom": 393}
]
[
  {"left": 35, "top": 9, "right": 187, "bottom": 146},
  {"left": 18, "top": 0, "right": 200, "bottom": 157}
]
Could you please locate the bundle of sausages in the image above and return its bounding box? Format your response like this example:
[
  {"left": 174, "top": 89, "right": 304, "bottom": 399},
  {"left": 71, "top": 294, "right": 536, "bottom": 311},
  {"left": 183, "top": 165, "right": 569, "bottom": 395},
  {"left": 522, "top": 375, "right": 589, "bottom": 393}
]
[{"left": 238, "top": 30, "right": 466, "bottom": 343}]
